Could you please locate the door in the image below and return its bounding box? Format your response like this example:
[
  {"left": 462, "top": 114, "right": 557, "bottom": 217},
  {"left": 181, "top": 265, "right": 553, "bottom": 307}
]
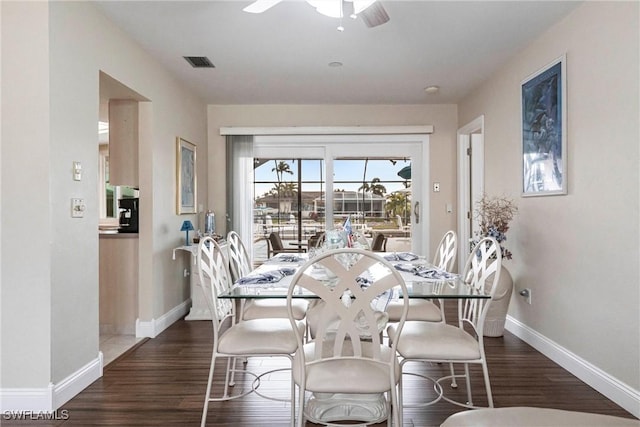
[
  {"left": 457, "top": 116, "right": 485, "bottom": 272},
  {"left": 252, "top": 133, "right": 430, "bottom": 258}
]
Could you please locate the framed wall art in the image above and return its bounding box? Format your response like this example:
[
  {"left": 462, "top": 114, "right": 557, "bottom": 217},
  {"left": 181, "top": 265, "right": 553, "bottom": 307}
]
[
  {"left": 177, "top": 137, "right": 197, "bottom": 214},
  {"left": 521, "top": 55, "right": 567, "bottom": 196}
]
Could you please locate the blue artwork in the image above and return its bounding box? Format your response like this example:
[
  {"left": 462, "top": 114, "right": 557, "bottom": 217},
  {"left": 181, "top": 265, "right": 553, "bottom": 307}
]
[
  {"left": 177, "top": 137, "right": 197, "bottom": 214},
  {"left": 522, "top": 58, "right": 566, "bottom": 196}
]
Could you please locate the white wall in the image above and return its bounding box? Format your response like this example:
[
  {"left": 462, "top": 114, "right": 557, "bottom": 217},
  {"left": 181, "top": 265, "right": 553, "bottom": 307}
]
[
  {"left": 1, "top": 0, "right": 52, "bottom": 389},
  {"left": 1, "top": 0, "right": 207, "bottom": 406},
  {"left": 459, "top": 0, "right": 639, "bottom": 406},
  {"left": 207, "top": 104, "right": 459, "bottom": 254}
]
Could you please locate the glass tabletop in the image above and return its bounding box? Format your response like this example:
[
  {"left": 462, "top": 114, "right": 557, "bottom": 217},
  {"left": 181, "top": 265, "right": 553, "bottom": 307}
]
[
  {"left": 221, "top": 280, "right": 487, "bottom": 299},
  {"left": 218, "top": 252, "right": 488, "bottom": 300}
]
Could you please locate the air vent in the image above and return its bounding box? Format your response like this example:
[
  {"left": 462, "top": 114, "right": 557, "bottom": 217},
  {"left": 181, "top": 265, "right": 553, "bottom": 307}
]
[{"left": 183, "top": 56, "right": 215, "bottom": 68}]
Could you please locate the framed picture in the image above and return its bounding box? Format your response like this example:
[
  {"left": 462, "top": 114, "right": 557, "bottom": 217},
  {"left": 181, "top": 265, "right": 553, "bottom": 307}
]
[
  {"left": 176, "top": 137, "right": 197, "bottom": 214},
  {"left": 521, "top": 55, "right": 567, "bottom": 196}
]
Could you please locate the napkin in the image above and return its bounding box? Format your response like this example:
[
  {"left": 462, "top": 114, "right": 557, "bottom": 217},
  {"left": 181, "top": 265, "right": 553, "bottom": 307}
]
[
  {"left": 383, "top": 252, "right": 419, "bottom": 262},
  {"left": 236, "top": 267, "right": 296, "bottom": 285},
  {"left": 272, "top": 254, "right": 305, "bottom": 263},
  {"left": 356, "top": 276, "right": 372, "bottom": 288},
  {"left": 393, "top": 264, "right": 459, "bottom": 281},
  {"left": 415, "top": 268, "right": 459, "bottom": 281}
]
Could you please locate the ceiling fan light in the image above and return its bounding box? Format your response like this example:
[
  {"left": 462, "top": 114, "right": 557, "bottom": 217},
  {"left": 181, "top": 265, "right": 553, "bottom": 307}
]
[
  {"left": 352, "top": 0, "right": 376, "bottom": 15},
  {"left": 306, "top": 0, "right": 342, "bottom": 18},
  {"left": 242, "top": 0, "right": 282, "bottom": 13}
]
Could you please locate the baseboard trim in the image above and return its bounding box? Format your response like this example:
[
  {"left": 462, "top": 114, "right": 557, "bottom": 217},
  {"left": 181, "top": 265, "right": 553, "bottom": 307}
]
[
  {"left": 1, "top": 299, "right": 191, "bottom": 413},
  {"left": 505, "top": 315, "right": 640, "bottom": 418},
  {"left": 0, "top": 353, "right": 102, "bottom": 412},
  {"left": 135, "top": 299, "right": 190, "bottom": 338},
  {"left": 53, "top": 352, "right": 103, "bottom": 409}
]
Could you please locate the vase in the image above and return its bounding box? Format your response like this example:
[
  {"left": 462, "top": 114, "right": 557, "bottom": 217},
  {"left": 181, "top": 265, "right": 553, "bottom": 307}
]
[{"left": 483, "top": 265, "right": 514, "bottom": 337}]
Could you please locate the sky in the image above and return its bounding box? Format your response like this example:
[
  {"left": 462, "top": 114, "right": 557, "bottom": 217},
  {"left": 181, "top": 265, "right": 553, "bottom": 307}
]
[{"left": 254, "top": 158, "right": 411, "bottom": 197}]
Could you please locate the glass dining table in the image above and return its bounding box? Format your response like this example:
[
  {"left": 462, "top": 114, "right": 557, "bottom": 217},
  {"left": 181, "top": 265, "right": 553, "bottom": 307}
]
[
  {"left": 218, "top": 252, "right": 489, "bottom": 301},
  {"left": 216, "top": 251, "right": 488, "bottom": 424}
]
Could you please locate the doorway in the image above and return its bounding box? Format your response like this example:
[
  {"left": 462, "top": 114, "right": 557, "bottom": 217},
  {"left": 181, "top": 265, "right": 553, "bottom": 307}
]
[
  {"left": 98, "top": 72, "right": 147, "bottom": 365},
  {"left": 457, "top": 116, "right": 485, "bottom": 271},
  {"left": 228, "top": 130, "right": 431, "bottom": 260}
]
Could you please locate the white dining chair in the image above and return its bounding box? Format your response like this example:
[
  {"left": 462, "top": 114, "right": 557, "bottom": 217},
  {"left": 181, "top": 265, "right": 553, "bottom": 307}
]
[
  {"left": 226, "top": 230, "right": 253, "bottom": 282},
  {"left": 226, "top": 230, "right": 308, "bottom": 321},
  {"left": 386, "top": 230, "right": 457, "bottom": 323},
  {"left": 197, "top": 236, "right": 304, "bottom": 427},
  {"left": 286, "top": 248, "right": 409, "bottom": 427},
  {"left": 387, "top": 237, "right": 502, "bottom": 423}
]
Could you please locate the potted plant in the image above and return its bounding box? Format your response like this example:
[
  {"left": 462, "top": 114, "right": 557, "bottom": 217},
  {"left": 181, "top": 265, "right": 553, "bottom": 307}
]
[{"left": 472, "top": 194, "right": 518, "bottom": 337}]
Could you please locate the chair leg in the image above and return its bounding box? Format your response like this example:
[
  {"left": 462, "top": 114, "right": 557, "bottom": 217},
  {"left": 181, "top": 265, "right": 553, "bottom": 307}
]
[
  {"left": 296, "top": 385, "right": 306, "bottom": 427},
  {"left": 481, "top": 360, "right": 494, "bottom": 407},
  {"left": 389, "top": 384, "right": 400, "bottom": 427},
  {"left": 229, "top": 357, "right": 237, "bottom": 387},
  {"left": 397, "top": 364, "right": 405, "bottom": 427},
  {"left": 223, "top": 357, "right": 233, "bottom": 399},
  {"left": 201, "top": 352, "right": 217, "bottom": 427},
  {"left": 290, "top": 375, "right": 296, "bottom": 427},
  {"left": 449, "top": 362, "right": 458, "bottom": 388},
  {"left": 464, "top": 363, "right": 473, "bottom": 406}
]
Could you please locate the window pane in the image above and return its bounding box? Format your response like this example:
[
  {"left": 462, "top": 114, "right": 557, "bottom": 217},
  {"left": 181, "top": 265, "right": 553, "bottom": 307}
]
[
  {"left": 253, "top": 158, "right": 325, "bottom": 261},
  {"left": 252, "top": 156, "right": 412, "bottom": 262}
]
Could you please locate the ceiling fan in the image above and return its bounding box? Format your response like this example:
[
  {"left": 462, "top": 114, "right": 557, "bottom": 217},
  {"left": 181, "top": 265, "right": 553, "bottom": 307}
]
[{"left": 243, "top": 0, "right": 390, "bottom": 28}]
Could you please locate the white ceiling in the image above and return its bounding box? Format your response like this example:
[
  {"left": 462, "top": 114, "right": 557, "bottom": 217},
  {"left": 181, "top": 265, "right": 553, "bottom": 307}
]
[{"left": 94, "top": 0, "right": 580, "bottom": 105}]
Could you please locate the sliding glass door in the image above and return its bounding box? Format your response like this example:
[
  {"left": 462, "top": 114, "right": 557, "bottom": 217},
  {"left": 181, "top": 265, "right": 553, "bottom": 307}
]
[{"left": 247, "top": 134, "right": 429, "bottom": 262}]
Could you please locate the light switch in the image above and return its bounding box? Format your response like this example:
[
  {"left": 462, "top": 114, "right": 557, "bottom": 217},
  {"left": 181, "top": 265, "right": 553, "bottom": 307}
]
[
  {"left": 71, "top": 198, "right": 85, "bottom": 218},
  {"left": 446, "top": 203, "right": 453, "bottom": 213},
  {"left": 73, "top": 161, "right": 82, "bottom": 181}
]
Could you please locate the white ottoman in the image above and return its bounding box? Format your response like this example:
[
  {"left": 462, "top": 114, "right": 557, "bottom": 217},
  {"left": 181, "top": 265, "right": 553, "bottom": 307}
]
[{"left": 441, "top": 407, "right": 639, "bottom": 427}]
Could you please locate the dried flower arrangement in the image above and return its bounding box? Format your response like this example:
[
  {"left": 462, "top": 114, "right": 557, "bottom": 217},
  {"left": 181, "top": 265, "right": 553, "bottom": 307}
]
[{"left": 473, "top": 194, "right": 518, "bottom": 260}]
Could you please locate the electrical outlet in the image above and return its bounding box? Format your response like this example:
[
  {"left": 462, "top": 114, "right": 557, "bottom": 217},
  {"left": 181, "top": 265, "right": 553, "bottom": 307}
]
[
  {"left": 71, "top": 198, "right": 85, "bottom": 218},
  {"left": 519, "top": 288, "right": 532, "bottom": 304},
  {"left": 433, "top": 182, "right": 440, "bottom": 192}
]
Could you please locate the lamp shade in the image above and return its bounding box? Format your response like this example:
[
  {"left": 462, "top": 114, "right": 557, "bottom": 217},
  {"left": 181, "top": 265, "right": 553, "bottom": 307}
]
[
  {"left": 180, "top": 220, "right": 194, "bottom": 231},
  {"left": 181, "top": 220, "right": 195, "bottom": 246}
]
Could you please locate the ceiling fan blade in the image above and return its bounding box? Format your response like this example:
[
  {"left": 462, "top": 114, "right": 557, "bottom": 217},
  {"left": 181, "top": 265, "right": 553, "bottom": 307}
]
[
  {"left": 243, "top": 0, "right": 283, "bottom": 14},
  {"left": 360, "top": 2, "right": 389, "bottom": 27}
]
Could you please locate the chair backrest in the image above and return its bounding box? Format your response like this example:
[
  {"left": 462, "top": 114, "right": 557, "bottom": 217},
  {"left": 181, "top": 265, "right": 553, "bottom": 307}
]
[
  {"left": 197, "top": 236, "right": 235, "bottom": 338},
  {"left": 433, "top": 230, "right": 457, "bottom": 271},
  {"left": 268, "top": 232, "right": 284, "bottom": 251},
  {"left": 308, "top": 232, "right": 326, "bottom": 249},
  {"left": 287, "top": 248, "right": 409, "bottom": 368},
  {"left": 459, "top": 237, "right": 502, "bottom": 335},
  {"left": 371, "top": 232, "right": 387, "bottom": 252},
  {"left": 227, "top": 231, "right": 252, "bottom": 282}
]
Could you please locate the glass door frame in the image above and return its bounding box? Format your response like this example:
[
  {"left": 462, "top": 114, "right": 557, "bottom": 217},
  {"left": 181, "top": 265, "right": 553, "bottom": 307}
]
[{"left": 254, "top": 133, "right": 430, "bottom": 256}]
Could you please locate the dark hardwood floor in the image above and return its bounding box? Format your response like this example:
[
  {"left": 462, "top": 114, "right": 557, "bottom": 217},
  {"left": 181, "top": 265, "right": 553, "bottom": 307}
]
[{"left": 6, "top": 308, "right": 636, "bottom": 426}]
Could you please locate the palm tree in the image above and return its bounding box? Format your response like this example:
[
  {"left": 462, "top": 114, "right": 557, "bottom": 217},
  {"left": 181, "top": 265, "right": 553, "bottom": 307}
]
[
  {"left": 271, "top": 161, "right": 294, "bottom": 218},
  {"left": 272, "top": 160, "right": 293, "bottom": 182},
  {"left": 385, "top": 192, "right": 410, "bottom": 218},
  {"left": 357, "top": 181, "right": 370, "bottom": 193},
  {"left": 359, "top": 177, "right": 386, "bottom": 216},
  {"left": 279, "top": 182, "right": 298, "bottom": 198},
  {"left": 369, "top": 177, "right": 386, "bottom": 196}
]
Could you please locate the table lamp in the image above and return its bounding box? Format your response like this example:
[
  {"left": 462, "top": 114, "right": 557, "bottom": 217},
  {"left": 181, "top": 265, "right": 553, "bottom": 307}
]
[{"left": 180, "top": 220, "right": 194, "bottom": 246}]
